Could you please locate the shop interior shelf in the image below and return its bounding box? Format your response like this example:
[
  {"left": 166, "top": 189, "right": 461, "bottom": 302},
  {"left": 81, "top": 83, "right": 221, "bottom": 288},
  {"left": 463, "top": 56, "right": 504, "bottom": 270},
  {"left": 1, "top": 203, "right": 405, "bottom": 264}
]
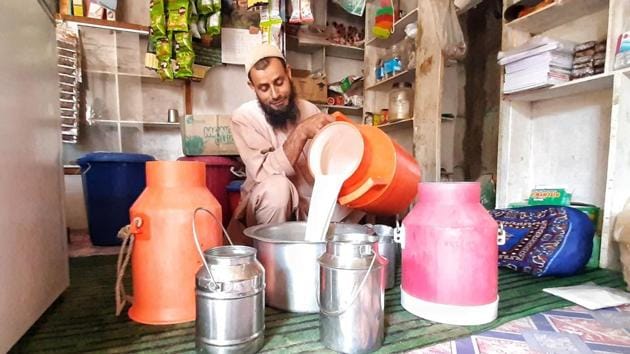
[
  {"left": 504, "top": 72, "right": 614, "bottom": 102},
  {"left": 365, "top": 68, "right": 415, "bottom": 91},
  {"left": 505, "top": 0, "right": 609, "bottom": 35},
  {"left": 58, "top": 14, "right": 149, "bottom": 35},
  {"left": 286, "top": 35, "right": 364, "bottom": 60}
]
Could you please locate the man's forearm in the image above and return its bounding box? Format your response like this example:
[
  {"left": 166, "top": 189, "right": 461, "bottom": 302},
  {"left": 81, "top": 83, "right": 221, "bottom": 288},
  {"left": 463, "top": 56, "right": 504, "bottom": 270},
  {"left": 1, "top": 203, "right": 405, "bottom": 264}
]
[{"left": 283, "top": 127, "right": 307, "bottom": 166}]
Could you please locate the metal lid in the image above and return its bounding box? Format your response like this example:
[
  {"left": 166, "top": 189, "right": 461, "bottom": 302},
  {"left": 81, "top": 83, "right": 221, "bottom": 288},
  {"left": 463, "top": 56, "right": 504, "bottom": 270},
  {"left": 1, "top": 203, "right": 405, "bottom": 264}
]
[{"left": 204, "top": 245, "right": 256, "bottom": 266}]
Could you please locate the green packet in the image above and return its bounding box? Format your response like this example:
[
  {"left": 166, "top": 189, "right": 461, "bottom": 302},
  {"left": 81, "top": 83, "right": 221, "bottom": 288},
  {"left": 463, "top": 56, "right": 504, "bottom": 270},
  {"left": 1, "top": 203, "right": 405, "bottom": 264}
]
[
  {"left": 155, "top": 34, "right": 172, "bottom": 60},
  {"left": 174, "top": 51, "right": 194, "bottom": 79},
  {"left": 150, "top": 0, "right": 166, "bottom": 37},
  {"left": 167, "top": 0, "right": 189, "bottom": 32},
  {"left": 207, "top": 11, "right": 221, "bottom": 36},
  {"left": 174, "top": 32, "right": 193, "bottom": 53},
  {"left": 197, "top": 0, "right": 212, "bottom": 15},
  {"left": 158, "top": 59, "right": 174, "bottom": 80}
]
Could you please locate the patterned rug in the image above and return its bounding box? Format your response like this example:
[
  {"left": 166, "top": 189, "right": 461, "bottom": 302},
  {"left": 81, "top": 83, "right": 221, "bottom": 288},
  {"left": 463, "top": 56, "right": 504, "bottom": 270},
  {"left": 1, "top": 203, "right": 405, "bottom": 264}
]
[
  {"left": 11, "top": 256, "right": 626, "bottom": 353},
  {"left": 412, "top": 305, "right": 630, "bottom": 353}
]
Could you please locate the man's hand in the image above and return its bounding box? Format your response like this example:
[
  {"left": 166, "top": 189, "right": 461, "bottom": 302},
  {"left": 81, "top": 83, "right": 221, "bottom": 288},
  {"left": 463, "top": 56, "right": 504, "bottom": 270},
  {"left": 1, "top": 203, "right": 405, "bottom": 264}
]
[
  {"left": 283, "top": 113, "right": 335, "bottom": 167},
  {"left": 295, "top": 113, "right": 336, "bottom": 140}
]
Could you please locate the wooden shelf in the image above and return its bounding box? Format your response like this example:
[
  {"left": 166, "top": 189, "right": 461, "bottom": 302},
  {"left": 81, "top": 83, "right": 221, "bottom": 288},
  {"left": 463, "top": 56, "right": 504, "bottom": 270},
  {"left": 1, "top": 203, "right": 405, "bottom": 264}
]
[
  {"left": 376, "top": 118, "right": 413, "bottom": 129},
  {"left": 504, "top": 72, "right": 613, "bottom": 102},
  {"left": 91, "top": 119, "right": 180, "bottom": 128},
  {"left": 366, "top": 8, "right": 418, "bottom": 48},
  {"left": 318, "top": 104, "right": 363, "bottom": 115},
  {"left": 505, "top": 0, "right": 609, "bottom": 35},
  {"left": 286, "top": 35, "right": 364, "bottom": 60},
  {"left": 57, "top": 14, "right": 149, "bottom": 35},
  {"left": 366, "top": 68, "right": 415, "bottom": 91}
]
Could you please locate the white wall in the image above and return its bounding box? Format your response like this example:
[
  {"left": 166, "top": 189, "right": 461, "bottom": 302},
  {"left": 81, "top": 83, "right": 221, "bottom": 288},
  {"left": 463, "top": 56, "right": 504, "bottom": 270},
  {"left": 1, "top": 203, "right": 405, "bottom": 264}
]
[{"left": 0, "top": 1, "right": 69, "bottom": 350}]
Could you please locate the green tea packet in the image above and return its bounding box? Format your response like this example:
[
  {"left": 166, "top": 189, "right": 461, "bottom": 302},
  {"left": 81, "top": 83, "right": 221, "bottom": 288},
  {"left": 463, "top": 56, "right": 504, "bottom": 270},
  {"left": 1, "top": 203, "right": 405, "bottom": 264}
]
[
  {"left": 167, "top": 0, "right": 189, "bottom": 32},
  {"left": 150, "top": 0, "right": 166, "bottom": 37}
]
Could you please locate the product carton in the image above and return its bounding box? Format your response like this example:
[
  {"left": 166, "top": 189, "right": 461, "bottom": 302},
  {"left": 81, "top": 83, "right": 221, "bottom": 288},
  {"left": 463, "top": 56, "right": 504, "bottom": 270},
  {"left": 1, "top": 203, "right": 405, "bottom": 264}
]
[{"left": 181, "top": 114, "right": 238, "bottom": 156}]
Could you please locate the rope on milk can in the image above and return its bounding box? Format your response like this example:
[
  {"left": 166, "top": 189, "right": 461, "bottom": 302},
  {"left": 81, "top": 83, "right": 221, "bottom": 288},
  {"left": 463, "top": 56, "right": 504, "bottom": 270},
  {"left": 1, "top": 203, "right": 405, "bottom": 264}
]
[{"left": 115, "top": 224, "right": 135, "bottom": 316}]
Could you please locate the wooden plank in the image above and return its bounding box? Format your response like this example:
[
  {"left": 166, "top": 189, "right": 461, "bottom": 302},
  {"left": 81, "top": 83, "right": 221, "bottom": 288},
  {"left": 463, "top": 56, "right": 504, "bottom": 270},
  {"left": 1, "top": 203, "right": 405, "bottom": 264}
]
[
  {"left": 365, "top": 68, "right": 415, "bottom": 91},
  {"left": 185, "top": 80, "right": 193, "bottom": 115},
  {"left": 505, "top": 0, "right": 609, "bottom": 35},
  {"left": 58, "top": 14, "right": 149, "bottom": 34},
  {"left": 600, "top": 72, "right": 630, "bottom": 270},
  {"left": 413, "top": 0, "right": 444, "bottom": 182}
]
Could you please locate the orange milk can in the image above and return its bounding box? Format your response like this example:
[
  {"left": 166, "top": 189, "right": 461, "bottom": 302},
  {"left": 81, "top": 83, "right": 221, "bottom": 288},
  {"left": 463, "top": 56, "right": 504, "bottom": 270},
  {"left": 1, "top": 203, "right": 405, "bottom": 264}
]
[
  {"left": 332, "top": 112, "right": 420, "bottom": 215},
  {"left": 128, "top": 161, "right": 222, "bottom": 324}
]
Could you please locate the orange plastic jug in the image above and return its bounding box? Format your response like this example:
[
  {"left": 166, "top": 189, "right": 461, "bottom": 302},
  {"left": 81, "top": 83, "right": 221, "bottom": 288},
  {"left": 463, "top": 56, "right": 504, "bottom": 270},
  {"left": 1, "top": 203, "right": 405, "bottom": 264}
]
[
  {"left": 332, "top": 112, "right": 421, "bottom": 215},
  {"left": 127, "top": 161, "right": 222, "bottom": 324}
]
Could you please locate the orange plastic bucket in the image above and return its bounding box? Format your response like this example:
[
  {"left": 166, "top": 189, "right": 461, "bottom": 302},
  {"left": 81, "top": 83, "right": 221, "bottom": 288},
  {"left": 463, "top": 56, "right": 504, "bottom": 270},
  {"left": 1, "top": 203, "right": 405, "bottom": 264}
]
[
  {"left": 127, "top": 161, "right": 222, "bottom": 324},
  {"left": 332, "top": 112, "right": 421, "bottom": 214}
]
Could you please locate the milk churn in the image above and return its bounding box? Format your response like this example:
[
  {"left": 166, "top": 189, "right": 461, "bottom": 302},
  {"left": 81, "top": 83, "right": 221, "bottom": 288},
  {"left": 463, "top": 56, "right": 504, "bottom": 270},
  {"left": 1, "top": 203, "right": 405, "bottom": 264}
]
[
  {"left": 195, "top": 244, "right": 265, "bottom": 353},
  {"left": 318, "top": 234, "right": 387, "bottom": 354},
  {"left": 371, "top": 224, "right": 397, "bottom": 289}
]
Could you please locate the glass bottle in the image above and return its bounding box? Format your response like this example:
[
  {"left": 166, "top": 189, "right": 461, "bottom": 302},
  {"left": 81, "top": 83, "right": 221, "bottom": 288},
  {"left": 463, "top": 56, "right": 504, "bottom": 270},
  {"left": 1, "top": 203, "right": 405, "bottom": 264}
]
[{"left": 388, "top": 82, "right": 414, "bottom": 121}]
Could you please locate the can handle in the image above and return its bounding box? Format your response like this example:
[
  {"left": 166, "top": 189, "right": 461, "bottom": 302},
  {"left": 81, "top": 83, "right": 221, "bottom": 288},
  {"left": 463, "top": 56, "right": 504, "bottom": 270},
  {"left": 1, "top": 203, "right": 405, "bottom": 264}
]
[
  {"left": 191, "top": 207, "right": 234, "bottom": 291},
  {"left": 317, "top": 249, "right": 377, "bottom": 317}
]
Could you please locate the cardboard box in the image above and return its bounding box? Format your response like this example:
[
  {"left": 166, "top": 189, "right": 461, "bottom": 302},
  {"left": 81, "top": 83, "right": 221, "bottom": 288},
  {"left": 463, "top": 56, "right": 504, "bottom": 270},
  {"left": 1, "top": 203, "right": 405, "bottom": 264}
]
[
  {"left": 181, "top": 114, "right": 238, "bottom": 156},
  {"left": 292, "top": 70, "right": 327, "bottom": 103}
]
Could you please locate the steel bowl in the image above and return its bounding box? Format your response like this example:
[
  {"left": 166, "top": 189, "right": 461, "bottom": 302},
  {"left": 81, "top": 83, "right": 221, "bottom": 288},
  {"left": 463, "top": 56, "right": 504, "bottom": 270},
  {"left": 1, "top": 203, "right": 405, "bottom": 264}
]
[{"left": 243, "top": 221, "right": 372, "bottom": 313}]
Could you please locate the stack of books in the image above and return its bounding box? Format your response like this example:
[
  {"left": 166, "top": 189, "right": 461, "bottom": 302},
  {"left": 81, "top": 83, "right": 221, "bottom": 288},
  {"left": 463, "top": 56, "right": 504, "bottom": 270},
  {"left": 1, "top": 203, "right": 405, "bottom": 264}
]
[{"left": 498, "top": 36, "right": 575, "bottom": 94}]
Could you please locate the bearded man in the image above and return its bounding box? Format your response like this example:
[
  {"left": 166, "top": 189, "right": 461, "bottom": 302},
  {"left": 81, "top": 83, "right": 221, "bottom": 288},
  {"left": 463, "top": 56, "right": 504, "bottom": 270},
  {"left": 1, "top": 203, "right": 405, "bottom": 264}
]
[{"left": 229, "top": 44, "right": 359, "bottom": 237}]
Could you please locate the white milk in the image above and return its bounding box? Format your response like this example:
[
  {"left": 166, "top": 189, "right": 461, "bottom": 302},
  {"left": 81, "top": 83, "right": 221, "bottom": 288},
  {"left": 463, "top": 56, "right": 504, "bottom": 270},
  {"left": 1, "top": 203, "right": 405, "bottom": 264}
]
[{"left": 304, "top": 123, "right": 364, "bottom": 242}]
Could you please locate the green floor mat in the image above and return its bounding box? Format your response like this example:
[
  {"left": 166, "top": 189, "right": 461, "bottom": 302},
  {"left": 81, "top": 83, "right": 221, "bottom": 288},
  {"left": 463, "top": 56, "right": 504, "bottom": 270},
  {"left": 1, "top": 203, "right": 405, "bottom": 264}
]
[{"left": 11, "top": 255, "right": 626, "bottom": 353}]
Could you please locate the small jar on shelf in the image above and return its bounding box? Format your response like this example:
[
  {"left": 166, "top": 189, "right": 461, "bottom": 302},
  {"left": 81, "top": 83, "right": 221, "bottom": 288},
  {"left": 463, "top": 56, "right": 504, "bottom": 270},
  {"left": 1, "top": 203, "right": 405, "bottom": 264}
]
[{"left": 388, "top": 82, "right": 414, "bottom": 121}]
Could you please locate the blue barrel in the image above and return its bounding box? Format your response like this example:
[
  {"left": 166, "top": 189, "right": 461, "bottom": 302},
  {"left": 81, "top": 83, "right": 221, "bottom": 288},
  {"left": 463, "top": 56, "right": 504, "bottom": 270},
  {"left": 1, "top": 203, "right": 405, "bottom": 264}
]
[{"left": 77, "top": 152, "right": 155, "bottom": 246}]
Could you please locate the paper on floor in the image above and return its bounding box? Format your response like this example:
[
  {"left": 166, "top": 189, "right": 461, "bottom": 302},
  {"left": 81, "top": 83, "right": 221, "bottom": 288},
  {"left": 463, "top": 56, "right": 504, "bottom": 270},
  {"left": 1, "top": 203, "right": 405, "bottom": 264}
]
[{"left": 543, "top": 282, "right": 630, "bottom": 310}]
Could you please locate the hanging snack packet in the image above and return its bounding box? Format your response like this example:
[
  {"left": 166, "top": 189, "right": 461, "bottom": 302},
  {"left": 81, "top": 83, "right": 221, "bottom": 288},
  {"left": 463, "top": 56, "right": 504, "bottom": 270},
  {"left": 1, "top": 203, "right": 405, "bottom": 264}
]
[
  {"left": 150, "top": 0, "right": 166, "bottom": 37},
  {"left": 211, "top": 0, "right": 221, "bottom": 13},
  {"left": 197, "top": 16, "right": 207, "bottom": 35},
  {"left": 189, "top": 0, "right": 201, "bottom": 37},
  {"left": 197, "top": 0, "right": 213, "bottom": 15},
  {"left": 167, "top": 0, "right": 189, "bottom": 32},
  {"left": 155, "top": 35, "right": 172, "bottom": 60},
  {"left": 158, "top": 59, "right": 175, "bottom": 80},
  {"left": 207, "top": 12, "right": 221, "bottom": 36},
  {"left": 175, "top": 32, "right": 194, "bottom": 52},
  {"left": 174, "top": 51, "right": 195, "bottom": 79}
]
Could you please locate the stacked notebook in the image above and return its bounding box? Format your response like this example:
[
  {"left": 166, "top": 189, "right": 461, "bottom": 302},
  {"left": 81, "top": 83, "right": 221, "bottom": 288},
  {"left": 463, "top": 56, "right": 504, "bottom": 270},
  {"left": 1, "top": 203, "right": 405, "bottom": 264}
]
[{"left": 498, "top": 37, "right": 576, "bottom": 94}]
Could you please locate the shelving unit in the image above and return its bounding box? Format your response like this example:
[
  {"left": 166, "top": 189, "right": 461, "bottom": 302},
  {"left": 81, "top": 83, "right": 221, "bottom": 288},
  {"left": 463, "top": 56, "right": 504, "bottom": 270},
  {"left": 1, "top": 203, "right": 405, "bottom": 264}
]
[
  {"left": 505, "top": 72, "right": 613, "bottom": 102},
  {"left": 505, "top": 0, "right": 608, "bottom": 35},
  {"left": 286, "top": 35, "right": 364, "bottom": 60},
  {"left": 61, "top": 16, "right": 186, "bottom": 163},
  {"left": 376, "top": 118, "right": 413, "bottom": 129},
  {"left": 365, "top": 69, "right": 415, "bottom": 90},
  {"left": 57, "top": 14, "right": 149, "bottom": 35},
  {"left": 285, "top": 0, "right": 366, "bottom": 119},
  {"left": 91, "top": 119, "right": 181, "bottom": 128},
  {"left": 317, "top": 104, "right": 363, "bottom": 116},
  {"left": 497, "top": 0, "right": 630, "bottom": 270}
]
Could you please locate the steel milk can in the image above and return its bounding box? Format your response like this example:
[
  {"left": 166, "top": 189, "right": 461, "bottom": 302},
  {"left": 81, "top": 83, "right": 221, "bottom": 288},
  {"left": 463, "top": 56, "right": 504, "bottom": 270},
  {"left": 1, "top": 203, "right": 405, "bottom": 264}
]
[
  {"left": 318, "top": 234, "right": 387, "bottom": 353},
  {"left": 371, "top": 224, "right": 398, "bottom": 289},
  {"left": 195, "top": 245, "right": 265, "bottom": 353}
]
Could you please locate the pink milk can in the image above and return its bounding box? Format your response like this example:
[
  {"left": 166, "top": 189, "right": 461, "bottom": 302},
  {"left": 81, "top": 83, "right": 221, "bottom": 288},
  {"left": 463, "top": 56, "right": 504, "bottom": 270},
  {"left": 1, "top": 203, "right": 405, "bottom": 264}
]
[{"left": 398, "top": 182, "right": 499, "bottom": 325}]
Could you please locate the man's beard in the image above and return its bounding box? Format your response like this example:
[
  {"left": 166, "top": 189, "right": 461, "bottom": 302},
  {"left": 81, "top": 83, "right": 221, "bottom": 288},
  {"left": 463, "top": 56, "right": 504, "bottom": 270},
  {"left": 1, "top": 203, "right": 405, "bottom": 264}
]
[{"left": 257, "top": 83, "right": 300, "bottom": 129}]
